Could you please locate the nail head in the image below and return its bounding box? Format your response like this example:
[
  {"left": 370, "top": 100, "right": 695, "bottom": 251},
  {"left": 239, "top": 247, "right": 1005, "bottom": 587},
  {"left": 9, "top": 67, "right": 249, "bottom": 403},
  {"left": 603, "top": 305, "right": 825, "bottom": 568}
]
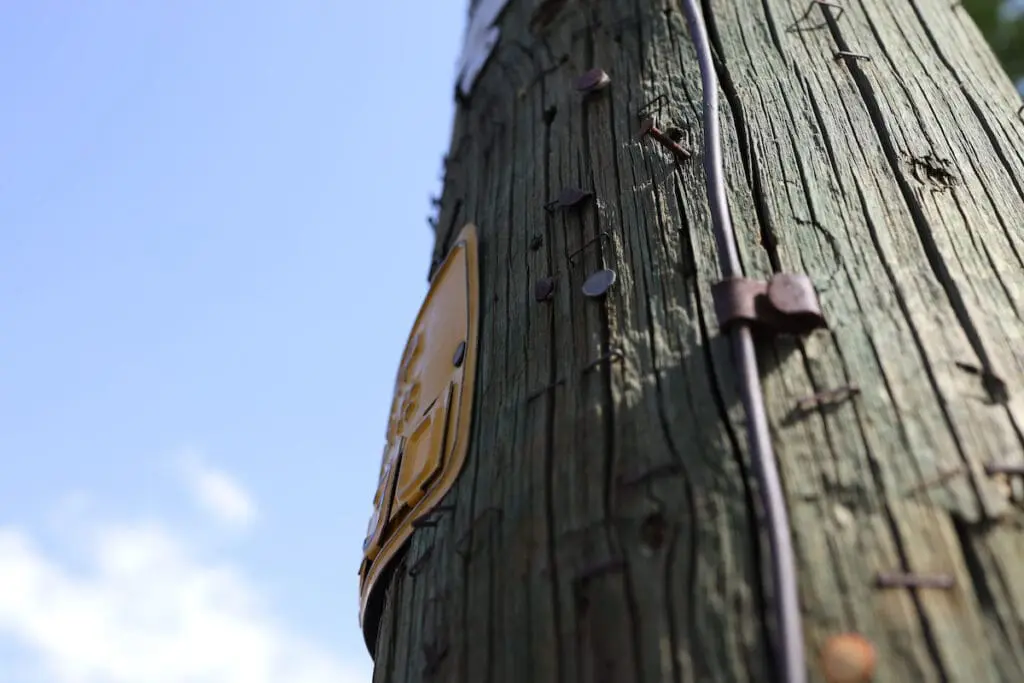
[
  {"left": 821, "top": 633, "right": 876, "bottom": 683},
  {"left": 874, "top": 571, "right": 954, "bottom": 589},
  {"left": 453, "top": 341, "right": 467, "bottom": 367},
  {"left": 557, "top": 187, "right": 592, "bottom": 208},
  {"left": 573, "top": 67, "right": 611, "bottom": 92},
  {"left": 834, "top": 50, "right": 872, "bottom": 62},
  {"left": 984, "top": 461, "right": 1024, "bottom": 476},
  {"left": 534, "top": 276, "right": 555, "bottom": 302},
  {"left": 582, "top": 269, "right": 617, "bottom": 297},
  {"left": 636, "top": 117, "right": 656, "bottom": 139}
]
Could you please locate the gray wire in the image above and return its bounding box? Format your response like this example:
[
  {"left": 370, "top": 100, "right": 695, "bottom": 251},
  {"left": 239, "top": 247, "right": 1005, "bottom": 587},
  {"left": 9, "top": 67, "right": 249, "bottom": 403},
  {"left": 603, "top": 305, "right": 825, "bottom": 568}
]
[{"left": 676, "top": 2, "right": 807, "bottom": 683}]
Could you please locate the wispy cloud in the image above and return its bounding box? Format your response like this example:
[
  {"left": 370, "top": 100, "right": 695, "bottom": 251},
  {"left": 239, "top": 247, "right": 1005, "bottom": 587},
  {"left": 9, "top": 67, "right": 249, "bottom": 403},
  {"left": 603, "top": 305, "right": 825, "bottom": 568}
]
[
  {"left": 178, "top": 452, "right": 258, "bottom": 529},
  {"left": 0, "top": 519, "right": 369, "bottom": 683}
]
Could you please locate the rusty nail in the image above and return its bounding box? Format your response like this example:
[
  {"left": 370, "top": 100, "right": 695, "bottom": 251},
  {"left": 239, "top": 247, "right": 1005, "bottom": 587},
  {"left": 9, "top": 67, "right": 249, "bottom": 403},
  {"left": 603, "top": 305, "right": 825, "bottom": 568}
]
[
  {"left": 534, "top": 276, "right": 556, "bottom": 302},
  {"left": 821, "top": 633, "right": 876, "bottom": 683},
  {"left": 874, "top": 571, "right": 954, "bottom": 589},
  {"left": 636, "top": 94, "right": 667, "bottom": 121},
  {"left": 955, "top": 361, "right": 1009, "bottom": 404},
  {"left": 635, "top": 116, "right": 656, "bottom": 139},
  {"left": 568, "top": 231, "right": 611, "bottom": 263},
  {"left": 572, "top": 558, "right": 625, "bottom": 611},
  {"left": 545, "top": 187, "right": 593, "bottom": 212},
  {"left": 807, "top": 0, "right": 845, "bottom": 20},
  {"left": 558, "top": 186, "right": 591, "bottom": 207},
  {"left": 422, "top": 640, "right": 449, "bottom": 677},
  {"left": 582, "top": 268, "right": 617, "bottom": 297},
  {"left": 527, "top": 378, "right": 565, "bottom": 402},
  {"left": 903, "top": 466, "right": 965, "bottom": 496},
  {"left": 573, "top": 67, "right": 611, "bottom": 93},
  {"left": 455, "top": 507, "right": 503, "bottom": 560},
  {"left": 575, "top": 559, "right": 626, "bottom": 584},
  {"left": 582, "top": 347, "right": 623, "bottom": 373},
  {"left": 664, "top": 126, "right": 685, "bottom": 142},
  {"left": 412, "top": 504, "right": 454, "bottom": 528},
  {"left": 834, "top": 51, "right": 871, "bottom": 62},
  {"left": 529, "top": 234, "right": 544, "bottom": 251},
  {"left": 618, "top": 462, "right": 683, "bottom": 488},
  {"left": 530, "top": 0, "right": 567, "bottom": 31},
  {"left": 789, "top": 0, "right": 845, "bottom": 33},
  {"left": 795, "top": 385, "right": 860, "bottom": 411},
  {"left": 639, "top": 512, "right": 669, "bottom": 550},
  {"left": 637, "top": 117, "right": 692, "bottom": 161},
  {"left": 452, "top": 340, "right": 467, "bottom": 367},
  {"left": 407, "top": 546, "right": 434, "bottom": 577},
  {"left": 412, "top": 515, "right": 438, "bottom": 529},
  {"left": 984, "top": 462, "right": 1024, "bottom": 476}
]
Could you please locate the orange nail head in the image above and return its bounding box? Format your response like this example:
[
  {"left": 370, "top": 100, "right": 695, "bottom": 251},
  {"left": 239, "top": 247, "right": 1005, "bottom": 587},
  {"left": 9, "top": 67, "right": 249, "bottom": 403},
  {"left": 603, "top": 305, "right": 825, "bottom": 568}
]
[{"left": 821, "top": 633, "right": 876, "bottom": 683}]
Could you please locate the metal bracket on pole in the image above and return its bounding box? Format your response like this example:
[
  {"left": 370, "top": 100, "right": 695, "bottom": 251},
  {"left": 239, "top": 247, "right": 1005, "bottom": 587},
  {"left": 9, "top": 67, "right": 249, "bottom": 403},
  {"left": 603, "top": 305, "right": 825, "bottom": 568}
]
[{"left": 711, "top": 273, "right": 826, "bottom": 336}]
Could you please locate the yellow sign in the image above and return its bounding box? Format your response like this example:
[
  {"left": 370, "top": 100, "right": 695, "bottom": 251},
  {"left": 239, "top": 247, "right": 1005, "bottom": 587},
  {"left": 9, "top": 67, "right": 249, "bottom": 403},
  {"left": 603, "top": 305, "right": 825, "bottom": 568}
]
[{"left": 358, "top": 224, "right": 481, "bottom": 656}]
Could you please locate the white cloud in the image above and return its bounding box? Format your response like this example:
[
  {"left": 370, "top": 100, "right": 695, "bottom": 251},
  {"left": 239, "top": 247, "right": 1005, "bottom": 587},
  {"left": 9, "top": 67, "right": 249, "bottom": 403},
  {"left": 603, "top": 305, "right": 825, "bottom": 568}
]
[
  {"left": 0, "top": 520, "right": 369, "bottom": 683},
  {"left": 179, "top": 454, "right": 258, "bottom": 529}
]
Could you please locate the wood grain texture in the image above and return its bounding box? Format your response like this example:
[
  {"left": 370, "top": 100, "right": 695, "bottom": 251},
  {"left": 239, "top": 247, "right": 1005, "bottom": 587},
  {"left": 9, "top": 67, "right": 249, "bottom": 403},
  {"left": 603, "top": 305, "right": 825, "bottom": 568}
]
[{"left": 373, "top": 0, "right": 1024, "bottom": 681}]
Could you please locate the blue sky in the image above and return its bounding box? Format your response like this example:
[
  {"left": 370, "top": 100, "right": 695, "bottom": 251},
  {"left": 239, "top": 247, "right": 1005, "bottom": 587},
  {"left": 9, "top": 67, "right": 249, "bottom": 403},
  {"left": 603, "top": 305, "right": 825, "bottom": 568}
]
[{"left": 0, "top": 3, "right": 465, "bottom": 681}]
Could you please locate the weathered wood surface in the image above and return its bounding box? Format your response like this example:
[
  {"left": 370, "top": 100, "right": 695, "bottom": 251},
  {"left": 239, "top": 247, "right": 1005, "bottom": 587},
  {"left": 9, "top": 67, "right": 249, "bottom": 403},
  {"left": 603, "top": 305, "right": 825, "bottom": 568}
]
[{"left": 372, "top": 0, "right": 1024, "bottom": 681}]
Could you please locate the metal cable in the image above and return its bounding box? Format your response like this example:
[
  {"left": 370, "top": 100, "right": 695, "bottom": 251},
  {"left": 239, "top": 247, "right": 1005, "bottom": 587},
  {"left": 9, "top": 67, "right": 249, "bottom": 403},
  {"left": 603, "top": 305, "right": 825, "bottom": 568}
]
[{"left": 676, "top": 2, "right": 807, "bottom": 682}]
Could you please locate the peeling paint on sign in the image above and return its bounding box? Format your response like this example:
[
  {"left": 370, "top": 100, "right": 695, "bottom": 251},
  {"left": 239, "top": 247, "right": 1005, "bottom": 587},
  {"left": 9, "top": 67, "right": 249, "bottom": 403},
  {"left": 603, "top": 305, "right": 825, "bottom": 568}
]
[{"left": 455, "top": 0, "right": 511, "bottom": 97}]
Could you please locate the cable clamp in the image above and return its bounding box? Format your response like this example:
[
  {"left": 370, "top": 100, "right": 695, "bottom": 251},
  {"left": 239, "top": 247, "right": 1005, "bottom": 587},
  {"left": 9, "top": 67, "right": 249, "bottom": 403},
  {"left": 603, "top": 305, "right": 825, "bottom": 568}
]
[{"left": 711, "top": 273, "right": 826, "bottom": 336}]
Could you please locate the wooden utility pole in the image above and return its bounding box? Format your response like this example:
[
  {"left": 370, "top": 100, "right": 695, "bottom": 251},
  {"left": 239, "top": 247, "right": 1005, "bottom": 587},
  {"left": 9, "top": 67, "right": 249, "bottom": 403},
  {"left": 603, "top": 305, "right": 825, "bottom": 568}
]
[{"left": 365, "top": 0, "right": 1024, "bottom": 681}]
